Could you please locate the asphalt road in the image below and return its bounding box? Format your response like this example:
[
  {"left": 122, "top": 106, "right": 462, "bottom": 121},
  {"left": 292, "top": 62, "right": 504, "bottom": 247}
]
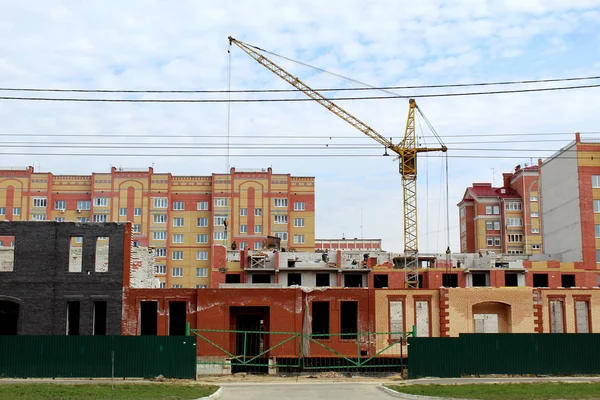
[{"left": 218, "top": 382, "right": 394, "bottom": 400}]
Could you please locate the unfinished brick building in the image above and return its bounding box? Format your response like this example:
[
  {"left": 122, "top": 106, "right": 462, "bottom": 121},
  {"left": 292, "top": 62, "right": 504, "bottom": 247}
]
[{"left": 0, "top": 221, "right": 131, "bottom": 335}]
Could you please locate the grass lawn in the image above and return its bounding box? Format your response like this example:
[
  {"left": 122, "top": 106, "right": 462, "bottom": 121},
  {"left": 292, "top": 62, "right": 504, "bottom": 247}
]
[
  {"left": 0, "top": 383, "right": 219, "bottom": 400},
  {"left": 388, "top": 382, "right": 600, "bottom": 399}
]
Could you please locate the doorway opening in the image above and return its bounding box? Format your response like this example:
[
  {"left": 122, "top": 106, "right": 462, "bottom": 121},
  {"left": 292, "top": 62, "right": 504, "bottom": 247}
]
[
  {"left": 0, "top": 301, "right": 19, "bottom": 335},
  {"left": 140, "top": 301, "right": 158, "bottom": 335},
  {"left": 230, "top": 306, "right": 270, "bottom": 373},
  {"left": 169, "top": 301, "right": 187, "bottom": 336}
]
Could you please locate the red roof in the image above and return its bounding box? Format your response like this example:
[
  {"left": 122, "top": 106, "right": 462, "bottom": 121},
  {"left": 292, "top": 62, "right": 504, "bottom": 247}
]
[{"left": 467, "top": 184, "right": 521, "bottom": 199}]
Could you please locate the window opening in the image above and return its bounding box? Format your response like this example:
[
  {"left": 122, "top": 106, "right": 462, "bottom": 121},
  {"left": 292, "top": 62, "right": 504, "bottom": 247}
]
[
  {"left": 93, "top": 301, "right": 107, "bottom": 335},
  {"left": 315, "top": 273, "right": 330, "bottom": 287},
  {"left": 373, "top": 274, "right": 389, "bottom": 288},
  {"left": 312, "top": 302, "right": 329, "bottom": 339},
  {"left": 66, "top": 301, "right": 80, "bottom": 335},
  {"left": 140, "top": 301, "right": 158, "bottom": 335},
  {"left": 340, "top": 301, "right": 358, "bottom": 340},
  {"left": 169, "top": 301, "right": 187, "bottom": 336},
  {"left": 95, "top": 237, "right": 109, "bottom": 272}
]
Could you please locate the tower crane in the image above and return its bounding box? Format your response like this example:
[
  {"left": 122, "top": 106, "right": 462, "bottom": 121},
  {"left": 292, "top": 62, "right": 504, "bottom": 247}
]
[{"left": 229, "top": 37, "right": 447, "bottom": 288}]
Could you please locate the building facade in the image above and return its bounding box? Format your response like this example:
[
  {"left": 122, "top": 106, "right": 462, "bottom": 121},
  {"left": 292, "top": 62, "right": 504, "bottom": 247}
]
[
  {"left": 315, "top": 238, "right": 382, "bottom": 251},
  {"left": 0, "top": 167, "right": 315, "bottom": 288},
  {"left": 458, "top": 162, "right": 543, "bottom": 255},
  {"left": 541, "top": 133, "right": 600, "bottom": 272}
]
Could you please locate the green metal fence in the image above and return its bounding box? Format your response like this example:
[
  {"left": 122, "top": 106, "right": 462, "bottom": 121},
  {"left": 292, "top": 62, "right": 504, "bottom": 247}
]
[
  {"left": 191, "top": 327, "right": 416, "bottom": 373},
  {"left": 408, "top": 334, "right": 600, "bottom": 378},
  {"left": 0, "top": 336, "right": 196, "bottom": 379}
]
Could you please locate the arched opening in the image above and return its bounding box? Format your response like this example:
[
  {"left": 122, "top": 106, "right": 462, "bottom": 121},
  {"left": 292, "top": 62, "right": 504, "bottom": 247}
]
[
  {"left": 473, "top": 302, "right": 512, "bottom": 333},
  {"left": 0, "top": 301, "right": 19, "bottom": 335}
]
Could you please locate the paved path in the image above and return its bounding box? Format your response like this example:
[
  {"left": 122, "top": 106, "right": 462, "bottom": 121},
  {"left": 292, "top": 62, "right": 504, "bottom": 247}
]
[{"left": 218, "top": 382, "right": 393, "bottom": 399}]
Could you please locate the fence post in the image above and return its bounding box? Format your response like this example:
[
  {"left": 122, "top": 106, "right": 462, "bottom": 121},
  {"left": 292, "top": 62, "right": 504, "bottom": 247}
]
[
  {"left": 412, "top": 325, "right": 417, "bottom": 337},
  {"left": 185, "top": 322, "right": 190, "bottom": 336}
]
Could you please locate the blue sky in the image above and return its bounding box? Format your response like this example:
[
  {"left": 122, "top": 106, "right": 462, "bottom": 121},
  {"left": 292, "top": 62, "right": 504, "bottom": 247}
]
[{"left": 1, "top": 0, "right": 600, "bottom": 253}]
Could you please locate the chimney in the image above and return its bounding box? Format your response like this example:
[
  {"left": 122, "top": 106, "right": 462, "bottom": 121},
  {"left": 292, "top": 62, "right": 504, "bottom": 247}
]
[
  {"left": 576, "top": 132, "right": 581, "bottom": 143},
  {"left": 502, "top": 173, "right": 512, "bottom": 188}
]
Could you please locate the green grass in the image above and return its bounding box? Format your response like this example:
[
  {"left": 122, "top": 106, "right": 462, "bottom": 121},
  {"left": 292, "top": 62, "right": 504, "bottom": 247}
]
[
  {"left": 388, "top": 382, "right": 600, "bottom": 399},
  {"left": 0, "top": 383, "right": 219, "bottom": 400}
]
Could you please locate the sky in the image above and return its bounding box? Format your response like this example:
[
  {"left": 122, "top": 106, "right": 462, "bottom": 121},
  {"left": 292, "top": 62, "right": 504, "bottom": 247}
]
[{"left": 1, "top": 0, "right": 600, "bottom": 253}]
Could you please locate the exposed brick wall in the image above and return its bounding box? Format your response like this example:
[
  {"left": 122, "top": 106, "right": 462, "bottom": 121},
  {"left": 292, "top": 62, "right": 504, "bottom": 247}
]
[{"left": 0, "top": 221, "right": 129, "bottom": 335}]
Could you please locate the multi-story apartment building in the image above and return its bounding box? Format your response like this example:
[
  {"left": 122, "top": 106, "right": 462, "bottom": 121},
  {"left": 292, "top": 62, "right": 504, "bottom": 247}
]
[
  {"left": 315, "top": 238, "right": 382, "bottom": 251},
  {"left": 541, "top": 133, "right": 600, "bottom": 270},
  {"left": 458, "top": 162, "right": 543, "bottom": 255},
  {"left": 0, "top": 166, "right": 315, "bottom": 288}
]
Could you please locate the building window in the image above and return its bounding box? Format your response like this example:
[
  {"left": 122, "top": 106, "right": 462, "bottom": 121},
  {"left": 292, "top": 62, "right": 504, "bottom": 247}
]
[
  {"left": 294, "top": 202, "right": 305, "bottom": 211},
  {"left": 531, "top": 228, "right": 540, "bottom": 234},
  {"left": 173, "top": 201, "right": 185, "bottom": 211},
  {"left": 509, "top": 234, "right": 523, "bottom": 242},
  {"left": 77, "top": 201, "right": 91, "bottom": 210},
  {"left": 240, "top": 208, "right": 248, "bottom": 216},
  {"left": 593, "top": 175, "right": 600, "bottom": 188},
  {"left": 153, "top": 198, "right": 168, "bottom": 208},
  {"left": 13, "top": 207, "right": 20, "bottom": 216},
  {"left": 155, "top": 248, "right": 167, "bottom": 257},
  {"left": 54, "top": 217, "right": 65, "bottom": 222},
  {"left": 459, "top": 207, "right": 466, "bottom": 217},
  {"left": 119, "top": 208, "right": 127, "bottom": 217},
  {"left": 197, "top": 217, "right": 208, "bottom": 227},
  {"left": 274, "top": 232, "right": 288, "bottom": 241},
  {"left": 92, "top": 214, "right": 107, "bottom": 222},
  {"left": 153, "top": 231, "right": 167, "bottom": 240},
  {"left": 32, "top": 197, "right": 47, "bottom": 208},
  {"left": 487, "top": 237, "right": 494, "bottom": 247},
  {"left": 507, "top": 218, "right": 523, "bottom": 227},
  {"left": 494, "top": 238, "right": 501, "bottom": 246},
  {"left": 594, "top": 200, "right": 600, "bottom": 213},
  {"left": 596, "top": 225, "right": 600, "bottom": 238},
  {"left": 160, "top": 282, "right": 166, "bottom": 289},
  {"left": 132, "top": 224, "right": 141, "bottom": 233},
  {"left": 172, "top": 268, "right": 183, "bottom": 277},
  {"left": 254, "top": 208, "right": 262, "bottom": 216},
  {"left": 294, "top": 218, "right": 305, "bottom": 227},
  {"left": 240, "top": 225, "right": 248, "bottom": 233},
  {"left": 78, "top": 217, "right": 90, "bottom": 223},
  {"left": 0, "top": 207, "right": 5, "bottom": 215},
  {"left": 172, "top": 234, "right": 184, "bottom": 244},
  {"left": 134, "top": 208, "right": 142, "bottom": 216},
  {"left": 460, "top": 222, "right": 466, "bottom": 233},
  {"left": 214, "top": 231, "right": 227, "bottom": 240},
  {"left": 254, "top": 242, "right": 262, "bottom": 250},
  {"left": 172, "top": 284, "right": 183, "bottom": 288},
  {"left": 196, "top": 251, "right": 209, "bottom": 260},
  {"left": 274, "top": 198, "right": 288, "bottom": 207},
  {"left": 505, "top": 202, "right": 522, "bottom": 211},
  {"left": 197, "top": 201, "right": 209, "bottom": 210},
  {"left": 172, "top": 251, "right": 184, "bottom": 261},
  {"left": 196, "top": 285, "right": 208, "bottom": 289},
  {"left": 274, "top": 215, "right": 288, "bottom": 224},
  {"left": 550, "top": 299, "right": 565, "bottom": 333},
  {"left": 239, "top": 241, "right": 247, "bottom": 250},
  {"left": 532, "top": 244, "right": 541, "bottom": 250},
  {"left": 154, "top": 214, "right": 167, "bottom": 224},
  {"left": 485, "top": 220, "right": 501, "bottom": 230},
  {"left": 389, "top": 300, "right": 404, "bottom": 340},
  {"left": 55, "top": 200, "right": 66, "bottom": 210},
  {"left": 530, "top": 196, "right": 538, "bottom": 202},
  {"left": 196, "top": 268, "right": 208, "bottom": 277},
  {"left": 214, "top": 215, "right": 227, "bottom": 226},
  {"left": 173, "top": 217, "right": 185, "bottom": 227},
  {"left": 31, "top": 214, "right": 46, "bottom": 221},
  {"left": 485, "top": 205, "right": 500, "bottom": 215},
  {"left": 94, "top": 198, "right": 108, "bottom": 207},
  {"left": 507, "top": 250, "right": 524, "bottom": 254},
  {"left": 294, "top": 234, "right": 305, "bottom": 244},
  {"left": 155, "top": 265, "right": 166, "bottom": 274},
  {"left": 597, "top": 250, "right": 600, "bottom": 263},
  {"left": 215, "top": 198, "right": 228, "bottom": 207},
  {"left": 254, "top": 225, "right": 262, "bottom": 234},
  {"left": 530, "top": 212, "right": 539, "bottom": 218},
  {"left": 196, "top": 234, "right": 208, "bottom": 244}
]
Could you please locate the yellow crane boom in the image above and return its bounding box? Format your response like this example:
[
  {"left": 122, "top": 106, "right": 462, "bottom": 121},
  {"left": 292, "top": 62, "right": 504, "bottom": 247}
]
[{"left": 229, "top": 37, "right": 446, "bottom": 287}]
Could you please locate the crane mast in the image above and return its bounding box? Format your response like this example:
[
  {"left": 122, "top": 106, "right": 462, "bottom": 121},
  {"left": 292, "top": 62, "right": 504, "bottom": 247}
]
[{"left": 229, "top": 37, "right": 446, "bottom": 288}]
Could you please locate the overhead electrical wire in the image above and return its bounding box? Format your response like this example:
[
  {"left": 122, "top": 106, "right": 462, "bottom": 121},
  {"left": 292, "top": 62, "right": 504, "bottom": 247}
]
[
  {"left": 1, "top": 83, "right": 599, "bottom": 102},
  {"left": 1, "top": 75, "right": 599, "bottom": 94}
]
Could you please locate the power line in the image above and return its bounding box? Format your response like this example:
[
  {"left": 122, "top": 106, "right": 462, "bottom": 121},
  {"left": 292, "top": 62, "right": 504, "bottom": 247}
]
[
  {"left": 1, "top": 83, "right": 600, "bottom": 102},
  {"left": 2, "top": 75, "right": 599, "bottom": 94}
]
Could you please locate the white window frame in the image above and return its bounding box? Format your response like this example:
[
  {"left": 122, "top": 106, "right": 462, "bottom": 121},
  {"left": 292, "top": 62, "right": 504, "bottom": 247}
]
[
  {"left": 196, "top": 267, "right": 208, "bottom": 278},
  {"left": 153, "top": 231, "right": 167, "bottom": 240},
  {"left": 274, "top": 215, "right": 288, "bottom": 224},
  {"left": 172, "top": 267, "right": 183, "bottom": 277},
  {"left": 196, "top": 234, "right": 209, "bottom": 244},
  {"left": 197, "top": 201, "right": 209, "bottom": 210},
  {"left": 254, "top": 208, "right": 262, "bottom": 216},
  {"left": 531, "top": 212, "right": 539, "bottom": 218},
  {"left": 173, "top": 201, "right": 185, "bottom": 211},
  {"left": 254, "top": 242, "right": 262, "bottom": 250},
  {"left": 240, "top": 208, "right": 248, "bottom": 216},
  {"left": 593, "top": 175, "right": 600, "bottom": 188},
  {"left": 134, "top": 208, "right": 142, "bottom": 216},
  {"left": 274, "top": 232, "right": 288, "bottom": 241},
  {"left": 77, "top": 201, "right": 91, "bottom": 211},
  {"left": 294, "top": 218, "right": 305, "bottom": 228},
  {"left": 197, "top": 217, "right": 208, "bottom": 227},
  {"left": 594, "top": 200, "right": 600, "bottom": 213},
  {"left": 215, "top": 198, "right": 228, "bottom": 207},
  {"left": 54, "top": 217, "right": 65, "bottom": 222},
  {"left": 294, "top": 202, "right": 305, "bottom": 211},
  {"left": 155, "top": 248, "right": 167, "bottom": 257},
  {"left": 92, "top": 214, "right": 107, "bottom": 223},
  {"left": 93, "top": 197, "right": 108, "bottom": 207},
  {"left": 172, "top": 251, "right": 184, "bottom": 261},
  {"left": 173, "top": 217, "right": 185, "bottom": 227},
  {"left": 240, "top": 225, "right": 248, "bottom": 233},
  {"left": 13, "top": 207, "right": 20, "bottom": 216},
  {"left": 507, "top": 218, "right": 523, "bottom": 227},
  {"left": 531, "top": 227, "right": 540, "bottom": 234},
  {"left": 506, "top": 202, "right": 522, "bottom": 211},
  {"left": 54, "top": 200, "right": 66, "bottom": 210},
  {"left": 274, "top": 198, "right": 288, "bottom": 208},
  {"left": 154, "top": 214, "right": 167, "bottom": 224},
  {"left": 239, "top": 241, "right": 247, "bottom": 250},
  {"left": 132, "top": 224, "right": 141, "bottom": 233},
  {"left": 33, "top": 197, "right": 47, "bottom": 208},
  {"left": 172, "top": 234, "right": 184, "bottom": 244},
  {"left": 155, "top": 265, "right": 166, "bottom": 274},
  {"left": 0, "top": 207, "right": 5, "bottom": 215},
  {"left": 78, "top": 217, "right": 90, "bottom": 223},
  {"left": 119, "top": 208, "right": 127, "bottom": 217},
  {"left": 214, "top": 215, "right": 227, "bottom": 226},
  {"left": 153, "top": 197, "right": 168, "bottom": 208},
  {"left": 294, "top": 234, "right": 305, "bottom": 244},
  {"left": 530, "top": 196, "right": 539, "bottom": 202},
  {"left": 254, "top": 225, "right": 262, "bottom": 234},
  {"left": 214, "top": 231, "right": 227, "bottom": 240},
  {"left": 196, "top": 251, "right": 209, "bottom": 260}
]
